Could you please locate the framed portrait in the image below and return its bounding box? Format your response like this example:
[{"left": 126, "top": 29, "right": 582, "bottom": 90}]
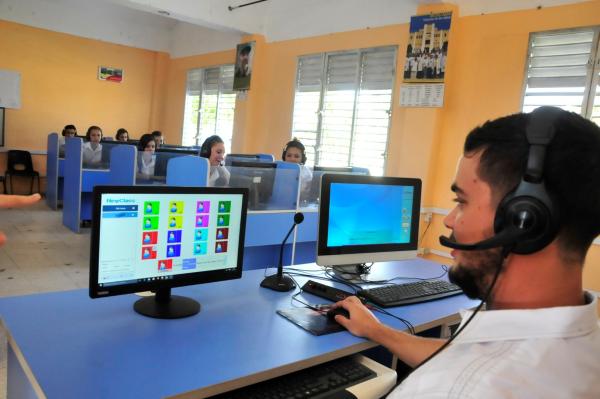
[
  {"left": 233, "top": 41, "right": 255, "bottom": 91},
  {"left": 98, "top": 66, "right": 124, "bottom": 83},
  {"left": 404, "top": 12, "right": 452, "bottom": 83}
]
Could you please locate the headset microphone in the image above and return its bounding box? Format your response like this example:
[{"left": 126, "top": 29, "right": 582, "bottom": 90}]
[{"left": 439, "top": 226, "right": 526, "bottom": 251}]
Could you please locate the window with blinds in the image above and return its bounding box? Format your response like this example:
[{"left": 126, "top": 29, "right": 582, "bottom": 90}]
[
  {"left": 182, "top": 65, "right": 236, "bottom": 151},
  {"left": 522, "top": 28, "right": 600, "bottom": 126},
  {"left": 291, "top": 46, "right": 397, "bottom": 176}
]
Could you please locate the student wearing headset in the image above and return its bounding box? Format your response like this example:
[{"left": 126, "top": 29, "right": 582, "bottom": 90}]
[
  {"left": 331, "top": 107, "right": 600, "bottom": 398},
  {"left": 82, "top": 125, "right": 103, "bottom": 167},
  {"left": 282, "top": 138, "right": 313, "bottom": 199},
  {"left": 200, "top": 135, "right": 230, "bottom": 187}
]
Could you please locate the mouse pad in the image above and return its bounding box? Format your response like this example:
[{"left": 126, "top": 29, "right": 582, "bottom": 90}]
[{"left": 277, "top": 307, "right": 346, "bottom": 336}]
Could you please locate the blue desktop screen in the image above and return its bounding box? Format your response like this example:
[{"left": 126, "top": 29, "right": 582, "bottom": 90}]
[{"left": 327, "top": 183, "right": 414, "bottom": 247}]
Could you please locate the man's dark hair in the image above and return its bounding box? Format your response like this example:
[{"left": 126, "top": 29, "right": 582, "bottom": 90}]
[{"left": 464, "top": 110, "right": 600, "bottom": 260}]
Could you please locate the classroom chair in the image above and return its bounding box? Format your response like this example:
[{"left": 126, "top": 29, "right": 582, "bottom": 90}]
[{"left": 5, "top": 150, "right": 41, "bottom": 195}]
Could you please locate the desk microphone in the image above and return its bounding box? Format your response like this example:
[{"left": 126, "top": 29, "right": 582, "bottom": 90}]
[{"left": 260, "top": 212, "right": 304, "bottom": 292}]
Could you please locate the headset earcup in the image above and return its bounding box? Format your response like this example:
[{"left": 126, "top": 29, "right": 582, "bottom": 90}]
[
  {"left": 282, "top": 149, "right": 286, "bottom": 161},
  {"left": 494, "top": 189, "right": 559, "bottom": 254}
]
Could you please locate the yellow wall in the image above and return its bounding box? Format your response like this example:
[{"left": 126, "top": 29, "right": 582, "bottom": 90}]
[
  {"left": 0, "top": 20, "right": 167, "bottom": 154},
  {"left": 2, "top": 1, "right": 600, "bottom": 288}
]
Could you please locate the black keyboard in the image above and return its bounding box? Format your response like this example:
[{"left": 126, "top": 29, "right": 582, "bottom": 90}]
[
  {"left": 358, "top": 280, "right": 463, "bottom": 307},
  {"left": 208, "top": 356, "right": 376, "bottom": 399}
]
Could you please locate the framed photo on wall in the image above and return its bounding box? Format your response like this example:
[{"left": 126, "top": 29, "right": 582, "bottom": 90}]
[
  {"left": 233, "top": 41, "right": 255, "bottom": 91},
  {"left": 98, "top": 66, "right": 124, "bottom": 83}
]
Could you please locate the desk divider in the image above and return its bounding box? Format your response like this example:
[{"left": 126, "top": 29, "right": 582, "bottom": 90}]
[
  {"left": 166, "top": 156, "right": 209, "bottom": 187},
  {"left": 109, "top": 145, "right": 136, "bottom": 186},
  {"left": 46, "top": 132, "right": 60, "bottom": 209}
]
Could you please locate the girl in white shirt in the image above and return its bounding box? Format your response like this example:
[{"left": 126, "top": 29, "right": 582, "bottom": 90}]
[
  {"left": 200, "top": 135, "right": 230, "bottom": 187},
  {"left": 282, "top": 138, "right": 313, "bottom": 198},
  {"left": 82, "top": 126, "right": 103, "bottom": 167},
  {"left": 137, "top": 133, "right": 156, "bottom": 179}
]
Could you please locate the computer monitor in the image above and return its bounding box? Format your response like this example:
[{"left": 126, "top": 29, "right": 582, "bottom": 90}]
[
  {"left": 229, "top": 161, "right": 277, "bottom": 209},
  {"left": 225, "top": 154, "right": 261, "bottom": 166},
  {"left": 89, "top": 186, "right": 248, "bottom": 319},
  {"left": 316, "top": 174, "right": 421, "bottom": 269}
]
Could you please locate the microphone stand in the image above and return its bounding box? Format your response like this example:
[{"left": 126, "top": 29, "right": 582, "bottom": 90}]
[{"left": 260, "top": 214, "right": 302, "bottom": 292}]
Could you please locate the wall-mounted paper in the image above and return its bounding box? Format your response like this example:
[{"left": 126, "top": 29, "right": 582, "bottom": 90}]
[{"left": 0, "top": 70, "right": 21, "bottom": 109}]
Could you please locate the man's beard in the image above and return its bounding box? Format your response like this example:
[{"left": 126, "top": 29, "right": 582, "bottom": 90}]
[{"left": 448, "top": 245, "right": 505, "bottom": 301}]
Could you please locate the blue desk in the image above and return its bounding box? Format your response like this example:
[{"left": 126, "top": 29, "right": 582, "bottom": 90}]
[{"left": 0, "top": 259, "right": 476, "bottom": 399}]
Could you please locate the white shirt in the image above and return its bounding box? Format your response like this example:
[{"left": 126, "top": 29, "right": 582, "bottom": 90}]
[
  {"left": 82, "top": 142, "right": 102, "bottom": 166},
  {"left": 138, "top": 153, "right": 156, "bottom": 176},
  {"left": 390, "top": 292, "right": 600, "bottom": 398},
  {"left": 208, "top": 165, "right": 231, "bottom": 187}
]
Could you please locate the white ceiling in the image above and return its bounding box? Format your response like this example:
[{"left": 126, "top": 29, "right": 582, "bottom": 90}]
[{"left": 0, "top": 0, "right": 591, "bottom": 57}]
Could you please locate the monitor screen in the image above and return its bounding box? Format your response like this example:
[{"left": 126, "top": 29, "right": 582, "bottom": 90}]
[
  {"left": 317, "top": 174, "right": 421, "bottom": 266},
  {"left": 90, "top": 186, "right": 248, "bottom": 318},
  {"left": 229, "top": 161, "right": 277, "bottom": 209}
]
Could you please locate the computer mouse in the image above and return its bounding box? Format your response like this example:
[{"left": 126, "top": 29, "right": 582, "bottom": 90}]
[{"left": 326, "top": 307, "right": 350, "bottom": 321}]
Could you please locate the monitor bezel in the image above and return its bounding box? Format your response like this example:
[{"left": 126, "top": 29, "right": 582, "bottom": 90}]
[
  {"left": 316, "top": 174, "right": 421, "bottom": 264},
  {"left": 89, "top": 185, "right": 248, "bottom": 299}
]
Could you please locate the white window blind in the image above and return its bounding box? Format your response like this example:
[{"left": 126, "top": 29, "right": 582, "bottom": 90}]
[
  {"left": 291, "top": 46, "right": 396, "bottom": 176},
  {"left": 182, "top": 65, "right": 236, "bottom": 151},
  {"left": 522, "top": 28, "right": 600, "bottom": 126}
]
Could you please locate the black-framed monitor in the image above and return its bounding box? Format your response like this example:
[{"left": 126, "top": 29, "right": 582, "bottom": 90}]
[
  {"left": 90, "top": 186, "right": 248, "bottom": 319},
  {"left": 229, "top": 161, "right": 277, "bottom": 209},
  {"left": 316, "top": 174, "right": 421, "bottom": 268}
]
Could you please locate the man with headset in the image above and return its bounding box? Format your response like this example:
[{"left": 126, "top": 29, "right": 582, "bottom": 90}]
[{"left": 333, "top": 107, "right": 600, "bottom": 397}]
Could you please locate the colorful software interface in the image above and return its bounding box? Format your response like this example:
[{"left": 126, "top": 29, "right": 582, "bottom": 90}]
[
  {"left": 327, "top": 183, "right": 414, "bottom": 247},
  {"left": 97, "top": 193, "right": 243, "bottom": 286}
]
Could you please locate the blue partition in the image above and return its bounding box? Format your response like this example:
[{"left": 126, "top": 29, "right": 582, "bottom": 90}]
[
  {"left": 46, "top": 132, "right": 60, "bottom": 209},
  {"left": 109, "top": 145, "right": 136, "bottom": 186},
  {"left": 166, "top": 156, "right": 209, "bottom": 187},
  {"left": 63, "top": 138, "right": 111, "bottom": 233},
  {"left": 271, "top": 161, "right": 300, "bottom": 209}
]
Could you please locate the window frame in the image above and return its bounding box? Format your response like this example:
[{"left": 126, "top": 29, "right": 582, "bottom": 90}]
[
  {"left": 520, "top": 26, "right": 600, "bottom": 119},
  {"left": 289, "top": 45, "right": 398, "bottom": 175}
]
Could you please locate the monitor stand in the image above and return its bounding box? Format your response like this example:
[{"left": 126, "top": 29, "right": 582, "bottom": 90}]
[
  {"left": 331, "top": 264, "right": 368, "bottom": 283},
  {"left": 133, "top": 287, "right": 200, "bottom": 319}
]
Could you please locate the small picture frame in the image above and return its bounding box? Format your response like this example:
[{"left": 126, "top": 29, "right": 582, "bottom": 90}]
[
  {"left": 233, "top": 41, "right": 255, "bottom": 91},
  {"left": 98, "top": 66, "right": 124, "bottom": 83}
]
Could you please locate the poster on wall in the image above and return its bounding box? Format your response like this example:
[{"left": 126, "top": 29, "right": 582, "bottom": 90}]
[
  {"left": 233, "top": 41, "right": 255, "bottom": 91},
  {"left": 0, "top": 69, "right": 21, "bottom": 109},
  {"left": 403, "top": 12, "right": 452, "bottom": 83},
  {"left": 98, "top": 66, "right": 124, "bottom": 83}
]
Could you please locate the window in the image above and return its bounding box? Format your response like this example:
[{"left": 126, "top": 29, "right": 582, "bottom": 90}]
[
  {"left": 182, "top": 65, "right": 236, "bottom": 151},
  {"left": 522, "top": 27, "right": 600, "bottom": 126},
  {"left": 291, "top": 46, "right": 397, "bottom": 176}
]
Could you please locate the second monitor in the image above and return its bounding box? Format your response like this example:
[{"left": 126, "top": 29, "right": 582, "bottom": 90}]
[{"left": 228, "top": 161, "right": 277, "bottom": 210}]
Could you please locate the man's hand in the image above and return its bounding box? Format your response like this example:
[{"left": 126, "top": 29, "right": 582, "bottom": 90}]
[
  {"left": 331, "top": 296, "right": 382, "bottom": 339},
  {"left": 0, "top": 194, "right": 41, "bottom": 246}
]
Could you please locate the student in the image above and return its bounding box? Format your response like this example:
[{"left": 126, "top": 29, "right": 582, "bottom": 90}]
[
  {"left": 331, "top": 107, "right": 600, "bottom": 398},
  {"left": 0, "top": 194, "right": 41, "bottom": 246},
  {"left": 82, "top": 126, "right": 103, "bottom": 167},
  {"left": 58, "top": 124, "right": 77, "bottom": 156},
  {"left": 115, "top": 128, "right": 129, "bottom": 142},
  {"left": 151, "top": 131, "right": 164, "bottom": 148},
  {"left": 200, "top": 135, "right": 230, "bottom": 187},
  {"left": 282, "top": 138, "right": 313, "bottom": 197},
  {"left": 137, "top": 133, "right": 156, "bottom": 179}
]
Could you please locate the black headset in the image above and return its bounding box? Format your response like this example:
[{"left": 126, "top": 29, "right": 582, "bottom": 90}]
[
  {"left": 440, "top": 106, "right": 562, "bottom": 255},
  {"left": 282, "top": 139, "right": 307, "bottom": 164},
  {"left": 200, "top": 135, "right": 223, "bottom": 159}
]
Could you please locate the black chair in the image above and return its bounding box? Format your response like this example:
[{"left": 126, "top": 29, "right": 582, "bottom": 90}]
[{"left": 5, "top": 150, "right": 40, "bottom": 195}]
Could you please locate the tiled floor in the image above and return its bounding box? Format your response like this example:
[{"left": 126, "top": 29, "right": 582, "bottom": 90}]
[{"left": 0, "top": 200, "right": 90, "bottom": 399}]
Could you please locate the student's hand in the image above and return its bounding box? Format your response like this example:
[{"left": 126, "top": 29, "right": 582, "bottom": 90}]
[
  {"left": 331, "top": 296, "right": 382, "bottom": 339},
  {"left": 0, "top": 194, "right": 41, "bottom": 246}
]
